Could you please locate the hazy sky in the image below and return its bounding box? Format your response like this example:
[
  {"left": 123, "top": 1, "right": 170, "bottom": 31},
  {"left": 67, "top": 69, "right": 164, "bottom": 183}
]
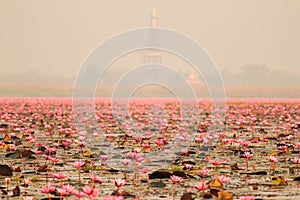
[{"left": 0, "top": 0, "right": 299, "bottom": 81}]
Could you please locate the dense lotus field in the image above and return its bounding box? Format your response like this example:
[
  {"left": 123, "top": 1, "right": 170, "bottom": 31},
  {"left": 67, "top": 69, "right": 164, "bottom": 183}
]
[{"left": 0, "top": 98, "right": 299, "bottom": 200}]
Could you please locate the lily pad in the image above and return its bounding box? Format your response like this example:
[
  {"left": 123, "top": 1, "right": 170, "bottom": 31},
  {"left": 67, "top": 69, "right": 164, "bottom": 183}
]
[
  {"left": 0, "top": 164, "right": 13, "bottom": 176},
  {"left": 150, "top": 181, "right": 166, "bottom": 188},
  {"left": 149, "top": 170, "right": 172, "bottom": 179}
]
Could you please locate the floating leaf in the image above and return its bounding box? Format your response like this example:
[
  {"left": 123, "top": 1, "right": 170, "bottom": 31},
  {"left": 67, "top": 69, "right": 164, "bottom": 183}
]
[
  {"left": 0, "top": 124, "right": 8, "bottom": 128},
  {"left": 149, "top": 171, "right": 172, "bottom": 179},
  {"left": 21, "top": 149, "right": 34, "bottom": 158},
  {"left": 210, "top": 188, "right": 220, "bottom": 198},
  {"left": 267, "top": 152, "right": 278, "bottom": 156},
  {"left": 0, "top": 144, "right": 8, "bottom": 149},
  {"left": 180, "top": 192, "right": 196, "bottom": 200},
  {"left": 84, "top": 150, "right": 92, "bottom": 157},
  {"left": 271, "top": 176, "right": 288, "bottom": 186},
  {"left": 182, "top": 161, "right": 196, "bottom": 165},
  {"left": 120, "top": 190, "right": 134, "bottom": 197},
  {"left": 5, "top": 150, "right": 21, "bottom": 159},
  {"left": 107, "top": 168, "right": 119, "bottom": 173},
  {"left": 12, "top": 186, "right": 20, "bottom": 196},
  {"left": 294, "top": 176, "right": 300, "bottom": 182},
  {"left": 14, "top": 166, "right": 21, "bottom": 172},
  {"left": 208, "top": 178, "right": 221, "bottom": 188},
  {"left": 172, "top": 171, "right": 188, "bottom": 178},
  {"left": 0, "top": 164, "right": 13, "bottom": 176},
  {"left": 150, "top": 181, "right": 166, "bottom": 188},
  {"left": 1, "top": 189, "right": 8, "bottom": 195},
  {"left": 240, "top": 171, "right": 267, "bottom": 175},
  {"left": 210, "top": 188, "right": 233, "bottom": 200},
  {"left": 37, "top": 165, "right": 48, "bottom": 172},
  {"left": 217, "top": 190, "right": 233, "bottom": 200},
  {"left": 3, "top": 135, "right": 9, "bottom": 141},
  {"left": 170, "top": 166, "right": 184, "bottom": 172}
]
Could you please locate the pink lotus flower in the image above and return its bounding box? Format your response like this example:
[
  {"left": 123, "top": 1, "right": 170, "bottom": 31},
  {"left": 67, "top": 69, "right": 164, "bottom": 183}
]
[
  {"left": 78, "top": 141, "right": 86, "bottom": 147},
  {"left": 154, "top": 138, "right": 164, "bottom": 148},
  {"left": 100, "top": 155, "right": 109, "bottom": 162},
  {"left": 142, "top": 143, "right": 151, "bottom": 149},
  {"left": 113, "top": 178, "right": 126, "bottom": 187},
  {"left": 73, "top": 160, "right": 85, "bottom": 169},
  {"left": 45, "top": 147, "right": 55, "bottom": 154},
  {"left": 243, "top": 152, "right": 253, "bottom": 170},
  {"left": 45, "top": 124, "right": 51, "bottom": 130},
  {"left": 62, "top": 140, "right": 72, "bottom": 147},
  {"left": 23, "top": 178, "right": 30, "bottom": 187},
  {"left": 8, "top": 144, "right": 15, "bottom": 151},
  {"left": 194, "top": 135, "right": 204, "bottom": 143},
  {"left": 198, "top": 169, "right": 210, "bottom": 176},
  {"left": 62, "top": 184, "right": 75, "bottom": 193},
  {"left": 209, "top": 160, "right": 225, "bottom": 165},
  {"left": 5, "top": 177, "right": 10, "bottom": 193},
  {"left": 126, "top": 152, "right": 136, "bottom": 159},
  {"left": 41, "top": 185, "right": 55, "bottom": 194},
  {"left": 170, "top": 175, "right": 184, "bottom": 183},
  {"left": 222, "top": 139, "right": 232, "bottom": 145},
  {"left": 194, "top": 181, "right": 208, "bottom": 191},
  {"left": 72, "top": 190, "right": 87, "bottom": 198},
  {"left": 217, "top": 175, "right": 231, "bottom": 184},
  {"left": 239, "top": 195, "right": 255, "bottom": 200},
  {"left": 133, "top": 147, "right": 141, "bottom": 153},
  {"left": 170, "top": 174, "right": 184, "bottom": 197},
  {"left": 56, "top": 188, "right": 67, "bottom": 196},
  {"left": 140, "top": 168, "right": 150, "bottom": 173},
  {"left": 243, "top": 152, "right": 253, "bottom": 159},
  {"left": 82, "top": 185, "right": 99, "bottom": 198},
  {"left": 33, "top": 150, "right": 42, "bottom": 154},
  {"left": 239, "top": 141, "right": 249, "bottom": 147},
  {"left": 268, "top": 156, "right": 278, "bottom": 162},
  {"left": 209, "top": 159, "right": 225, "bottom": 172},
  {"left": 53, "top": 142, "right": 59, "bottom": 147},
  {"left": 45, "top": 132, "right": 51, "bottom": 137},
  {"left": 291, "top": 157, "right": 300, "bottom": 164},
  {"left": 218, "top": 132, "right": 226, "bottom": 138},
  {"left": 181, "top": 149, "right": 189, "bottom": 155},
  {"left": 73, "top": 160, "right": 85, "bottom": 183},
  {"left": 90, "top": 174, "right": 102, "bottom": 183},
  {"left": 121, "top": 158, "right": 131, "bottom": 166},
  {"left": 278, "top": 145, "right": 288, "bottom": 151},
  {"left": 50, "top": 157, "right": 60, "bottom": 163},
  {"left": 134, "top": 153, "right": 144, "bottom": 162},
  {"left": 51, "top": 172, "right": 68, "bottom": 187},
  {"left": 251, "top": 138, "right": 259, "bottom": 143},
  {"left": 4, "top": 177, "right": 11, "bottom": 184},
  {"left": 43, "top": 155, "right": 52, "bottom": 161},
  {"left": 184, "top": 163, "right": 193, "bottom": 170},
  {"left": 285, "top": 135, "right": 294, "bottom": 140},
  {"left": 52, "top": 172, "right": 68, "bottom": 179}
]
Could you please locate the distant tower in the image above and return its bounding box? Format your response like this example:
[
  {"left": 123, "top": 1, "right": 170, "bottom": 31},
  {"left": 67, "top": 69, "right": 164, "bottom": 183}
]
[
  {"left": 187, "top": 69, "right": 202, "bottom": 84},
  {"left": 144, "top": 8, "right": 162, "bottom": 64},
  {"left": 151, "top": 8, "right": 158, "bottom": 27}
]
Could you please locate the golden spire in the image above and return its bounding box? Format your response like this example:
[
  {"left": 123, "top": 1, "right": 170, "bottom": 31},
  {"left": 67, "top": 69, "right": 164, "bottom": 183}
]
[
  {"left": 189, "top": 69, "right": 197, "bottom": 80},
  {"left": 151, "top": 8, "right": 158, "bottom": 27},
  {"left": 152, "top": 8, "right": 156, "bottom": 17}
]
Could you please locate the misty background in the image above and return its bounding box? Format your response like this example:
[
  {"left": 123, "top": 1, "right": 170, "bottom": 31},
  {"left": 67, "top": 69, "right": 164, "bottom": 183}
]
[{"left": 0, "top": 0, "right": 299, "bottom": 97}]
